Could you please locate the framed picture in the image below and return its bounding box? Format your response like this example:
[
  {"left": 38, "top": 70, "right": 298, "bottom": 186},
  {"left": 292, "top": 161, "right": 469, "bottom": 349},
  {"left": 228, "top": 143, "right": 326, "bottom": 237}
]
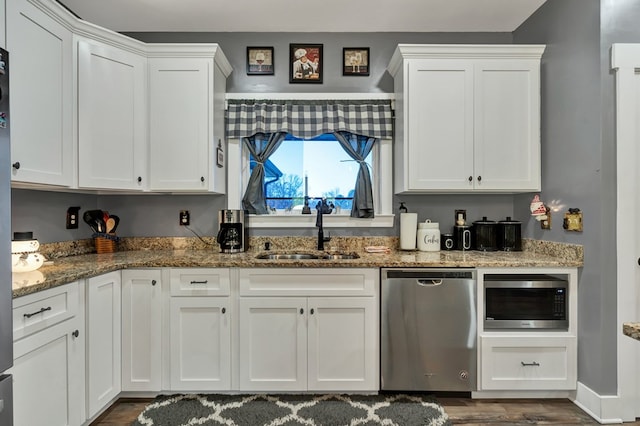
[
  {"left": 289, "top": 44, "right": 323, "bottom": 83},
  {"left": 343, "top": 47, "right": 370, "bottom": 76},
  {"left": 246, "top": 46, "right": 274, "bottom": 75}
]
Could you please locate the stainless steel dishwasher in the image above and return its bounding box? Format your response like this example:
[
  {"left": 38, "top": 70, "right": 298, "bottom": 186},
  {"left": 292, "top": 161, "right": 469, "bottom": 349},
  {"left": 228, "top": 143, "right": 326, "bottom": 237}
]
[{"left": 381, "top": 268, "right": 477, "bottom": 392}]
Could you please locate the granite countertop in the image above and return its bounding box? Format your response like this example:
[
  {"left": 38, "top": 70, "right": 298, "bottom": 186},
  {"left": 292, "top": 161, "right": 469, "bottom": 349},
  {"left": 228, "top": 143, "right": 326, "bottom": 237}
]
[
  {"left": 623, "top": 323, "right": 640, "bottom": 341},
  {"left": 12, "top": 236, "right": 584, "bottom": 299}
]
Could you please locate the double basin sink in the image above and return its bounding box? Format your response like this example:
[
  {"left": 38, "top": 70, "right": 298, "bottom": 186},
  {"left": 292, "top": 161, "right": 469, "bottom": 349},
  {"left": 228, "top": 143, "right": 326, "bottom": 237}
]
[{"left": 255, "top": 252, "right": 360, "bottom": 260}]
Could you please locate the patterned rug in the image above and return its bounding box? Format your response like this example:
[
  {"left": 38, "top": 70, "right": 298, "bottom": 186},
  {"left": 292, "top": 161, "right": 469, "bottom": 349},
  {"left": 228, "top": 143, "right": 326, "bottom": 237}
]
[{"left": 131, "top": 393, "right": 452, "bottom": 426}]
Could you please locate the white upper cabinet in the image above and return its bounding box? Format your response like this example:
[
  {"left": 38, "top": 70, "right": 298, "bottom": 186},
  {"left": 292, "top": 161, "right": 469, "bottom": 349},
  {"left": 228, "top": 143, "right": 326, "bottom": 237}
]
[
  {"left": 6, "top": 0, "right": 74, "bottom": 187},
  {"left": 148, "top": 47, "right": 231, "bottom": 192},
  {"left": 388, "top": 44, "right": 544, "bottom": 193},
  {"left": 77, "top": 39, "right": 147, "bottom": 190}
]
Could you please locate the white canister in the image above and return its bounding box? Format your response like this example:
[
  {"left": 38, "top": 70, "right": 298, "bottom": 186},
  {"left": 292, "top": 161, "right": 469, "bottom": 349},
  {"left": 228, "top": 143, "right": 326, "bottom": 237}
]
[{"left": 417, "top": 220, "right": 441, "bottom": 252}]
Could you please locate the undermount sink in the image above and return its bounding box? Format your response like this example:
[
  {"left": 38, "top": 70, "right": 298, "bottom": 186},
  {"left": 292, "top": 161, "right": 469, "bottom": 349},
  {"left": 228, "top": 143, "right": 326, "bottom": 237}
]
[
  {"left": 320, "top": 253, "right": 360, "bottom": 260},
  {"left": 255, "top": 253, "right": 320, "bottom": 260},
  {"left": 254, "top": 252, "right": 360, "bottom": 260}
]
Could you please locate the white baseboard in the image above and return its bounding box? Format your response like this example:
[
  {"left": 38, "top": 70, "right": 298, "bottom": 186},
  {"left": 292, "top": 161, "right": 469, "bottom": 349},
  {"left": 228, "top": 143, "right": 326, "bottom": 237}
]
[{"left": 573, "top": 382, "right": 623, "bottom": 424}]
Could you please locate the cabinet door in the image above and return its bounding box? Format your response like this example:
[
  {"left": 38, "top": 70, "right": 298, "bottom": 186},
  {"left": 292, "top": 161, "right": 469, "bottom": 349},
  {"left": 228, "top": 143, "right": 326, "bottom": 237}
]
[
  {"left": 406, "top": 59, "right": 474, "bottom": 191},
  {"left": 11, "top": 318, "right": 84, "bottom": 426},
  {"left": 149, "top": 57, "right": 211, "bottom": 191},
  {"left": 307, "top": 297, "right": 377, "bottom": 391},
  {"left": 239, "top": 297, "right": 307, "bottom": 391},
  {"left": 78, "top": 39, "right": 147, "bottom": 190},
  {"left": 86, "top": 272, "right": 121, "bottom": 418},
  {"left": 473, "top": 60, "right": 541, "bottom": 191},
  {"left": 6, "top": 0, "right": 73, "bottom": 186},
  {"left": 169, "top": 297, "right": 231, "bottom": 390},
  {"left": 121, "top": 269, "right": 162, "bottom": 391}
]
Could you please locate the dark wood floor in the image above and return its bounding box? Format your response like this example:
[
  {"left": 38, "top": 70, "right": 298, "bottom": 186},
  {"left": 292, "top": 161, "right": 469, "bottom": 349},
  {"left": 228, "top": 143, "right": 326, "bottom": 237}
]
[{"left": 91, "top": 396, "right": 640, "bottom": 425}]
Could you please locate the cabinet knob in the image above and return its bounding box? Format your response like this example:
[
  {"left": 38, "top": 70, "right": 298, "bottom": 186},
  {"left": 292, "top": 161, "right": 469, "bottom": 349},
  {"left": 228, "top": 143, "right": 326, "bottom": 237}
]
[
  {"left": 300, "top": 308, "right": 304, "bottom": 314},
  {"left": 137, "top": 176, "right": 142, "bottom": 183},
  {"left": 477, "top": 176, "right": 482, "bottom": 182},
  {"left": 310, "top": 308, "right": 314, "bottom": 315},
  {"left": 200, "top": 176, "right": 205, "bottom": 183},
  {"left": 12, "top": 161, "right": 20, "bottom": 170},
  {"left": 468, "top": 176, "right": 473, "bottom": 182},
  {"left": 222, "top": 307, "right": 226, "bottom": 314},
  {"left": 72, "top": 330, "right": 79, "bottom": 338},
  {"left": 151, "top": 280, "right": 157, "bottom": 286}
]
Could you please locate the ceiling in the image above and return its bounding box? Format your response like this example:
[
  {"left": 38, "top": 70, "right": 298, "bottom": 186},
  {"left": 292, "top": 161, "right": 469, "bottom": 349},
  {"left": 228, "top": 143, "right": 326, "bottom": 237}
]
[{"left": 57, "top": 0, "right": 547, "bottom": 33}]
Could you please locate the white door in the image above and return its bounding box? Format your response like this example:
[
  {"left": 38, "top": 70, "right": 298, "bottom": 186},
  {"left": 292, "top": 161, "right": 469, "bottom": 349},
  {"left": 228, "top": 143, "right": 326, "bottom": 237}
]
[
  {"left": 6, "top": 0, "right": 73, "bottom": 186},
  {"left": 612, "top": 43, "right": 640, "bottom": 421},
  {"left": 86, "top": 272, "right": 122, "bottom": 418},
  {"left": 239, "top": 297, "right": 307, "bottom": 391},
  {"left": 148, "top": 57, "right": 211, "bottom": 191},
  {"left": 169, "top": 297, "right": 231, "bottom": 390},
  {"left": 307, "top": 297, "right": 377, "bottom": 391},
  {"left": 474, "top": 60, "right": 541, "bottom": 191},
  {"left": 77, "top": 39, "right": 147, "bottom": 190},
  {"left": 11, "top": 319, "right": 84, "bottom": 426},
  {"left": 121, "top": 269, "right": 162, "bottom": 391},
  {"left": 406, "top": 59, "right": 474, "bottom": 191}
]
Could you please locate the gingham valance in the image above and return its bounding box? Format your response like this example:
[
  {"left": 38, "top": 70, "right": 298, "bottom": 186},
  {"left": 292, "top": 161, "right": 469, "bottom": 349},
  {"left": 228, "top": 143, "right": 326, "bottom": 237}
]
[{"left": 226, "top": 99, "right": 393, "bottom": 139}]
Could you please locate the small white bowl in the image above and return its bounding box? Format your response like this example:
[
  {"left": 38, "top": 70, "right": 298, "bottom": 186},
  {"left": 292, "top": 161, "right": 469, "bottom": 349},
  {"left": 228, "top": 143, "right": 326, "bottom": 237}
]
[
  {"left": 11, "top": 252, "right": 44, "bottom": 273},
  {"left": 11, "top": 239, "right": 40, "bottom": 254}
]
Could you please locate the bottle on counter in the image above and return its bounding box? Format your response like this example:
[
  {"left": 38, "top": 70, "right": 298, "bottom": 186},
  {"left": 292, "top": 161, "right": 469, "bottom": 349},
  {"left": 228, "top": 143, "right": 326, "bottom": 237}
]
[{"left": 417, "top": 220, "right": 441, "bottom": 252}]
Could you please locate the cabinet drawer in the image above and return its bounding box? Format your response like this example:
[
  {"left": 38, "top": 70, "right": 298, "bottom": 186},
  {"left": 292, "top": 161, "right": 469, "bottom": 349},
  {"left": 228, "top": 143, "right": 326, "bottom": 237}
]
[
  {"left": 170, "top": 268, "right": 230, "bottom": 296},
  {"left": 13, "top": 282, "right": 79, "bottom": 341},
  {"left": 480, "top": 335, "right": 576, "bottom": 390},
  {"left": 239, "top": 268, "right": 377, "bottom": 296}
]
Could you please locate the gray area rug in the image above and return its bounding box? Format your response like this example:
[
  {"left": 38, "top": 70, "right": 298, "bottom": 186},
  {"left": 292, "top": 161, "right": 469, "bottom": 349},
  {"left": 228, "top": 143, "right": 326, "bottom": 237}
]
[{"left": 131, "top": 393, "right": 452, "bottom": 426}]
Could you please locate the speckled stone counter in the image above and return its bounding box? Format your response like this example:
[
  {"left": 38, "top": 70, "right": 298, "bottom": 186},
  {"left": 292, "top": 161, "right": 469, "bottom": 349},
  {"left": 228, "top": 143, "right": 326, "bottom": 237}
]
[
  {"left": 623, "top": 323, "right": 640, "bottom": 341},
  {"left": 12, "top": 236, "right": 583, "bottom": 299}
]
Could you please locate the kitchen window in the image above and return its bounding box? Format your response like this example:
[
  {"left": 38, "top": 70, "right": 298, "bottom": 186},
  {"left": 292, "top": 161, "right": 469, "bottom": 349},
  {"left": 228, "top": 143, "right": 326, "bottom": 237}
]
[{"left": 226, "top": 95, "right": 394, "bottom": 228}]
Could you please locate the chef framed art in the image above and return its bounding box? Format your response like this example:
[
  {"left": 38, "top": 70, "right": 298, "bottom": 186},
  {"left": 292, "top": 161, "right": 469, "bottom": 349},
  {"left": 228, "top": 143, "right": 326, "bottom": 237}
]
[{"left": 289, "top": 44, "right": 323, "bottom": 83}]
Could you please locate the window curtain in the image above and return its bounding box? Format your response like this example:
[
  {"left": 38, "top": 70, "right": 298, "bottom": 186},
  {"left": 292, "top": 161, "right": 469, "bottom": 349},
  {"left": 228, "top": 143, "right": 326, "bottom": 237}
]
[
  {"left": 333, "top": 131, "right": 375, "bottom": 218},
  {"left": 241, "top": 132, "right": 287, "bottom": 214}
]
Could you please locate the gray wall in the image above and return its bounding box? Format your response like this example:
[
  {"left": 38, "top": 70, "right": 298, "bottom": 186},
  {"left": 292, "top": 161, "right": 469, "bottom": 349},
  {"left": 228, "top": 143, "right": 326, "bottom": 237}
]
[
  {"left": 13, "top": 31, "right": 523, "bottom": 243},
  {"left": 515, "top": 0, "right": 615, "bottom": 394}
]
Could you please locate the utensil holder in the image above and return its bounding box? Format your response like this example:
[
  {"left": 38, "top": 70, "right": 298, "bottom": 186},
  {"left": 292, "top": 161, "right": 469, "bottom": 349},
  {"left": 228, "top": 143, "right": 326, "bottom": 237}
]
[{"left": 95, "top": 234, "right": 117, "bottom": 254}]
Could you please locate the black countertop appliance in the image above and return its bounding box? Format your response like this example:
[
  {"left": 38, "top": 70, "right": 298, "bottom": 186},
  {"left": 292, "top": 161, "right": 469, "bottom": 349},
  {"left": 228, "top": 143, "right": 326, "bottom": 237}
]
[{"left": 497, "top": 216, "right": 522, "bottom": 251}]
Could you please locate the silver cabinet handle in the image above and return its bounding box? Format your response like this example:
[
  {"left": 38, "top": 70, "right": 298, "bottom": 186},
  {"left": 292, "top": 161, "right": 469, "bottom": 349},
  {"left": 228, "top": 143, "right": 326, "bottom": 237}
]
[
  {"left": 24, "top": 306, "right": 51, "bottom": 318},
  {"left": 521, "top": 361, "right": 540, "bottom": 366}
]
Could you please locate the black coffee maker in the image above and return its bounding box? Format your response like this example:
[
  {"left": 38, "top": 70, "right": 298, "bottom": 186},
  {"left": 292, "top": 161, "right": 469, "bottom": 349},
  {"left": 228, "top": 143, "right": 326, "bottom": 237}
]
[{"left": 216, "top": 209, "right": 248, "bottom": 253}]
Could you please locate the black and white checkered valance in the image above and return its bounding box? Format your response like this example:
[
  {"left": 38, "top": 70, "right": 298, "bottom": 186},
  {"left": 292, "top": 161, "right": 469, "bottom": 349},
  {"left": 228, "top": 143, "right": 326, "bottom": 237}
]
[{"left": 226, "top": 99, "right": 393, "bottom": 139}]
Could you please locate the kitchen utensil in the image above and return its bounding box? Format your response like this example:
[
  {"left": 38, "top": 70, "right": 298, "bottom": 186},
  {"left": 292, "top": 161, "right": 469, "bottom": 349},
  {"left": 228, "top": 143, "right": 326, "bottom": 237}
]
[
  {"left": 472, "top": 217, "right": 498, "bottom": 251},
  {"left": 108, "top": 215, "right": 120, "bottom": 232},
  {"left": 83, "top": 211, "right": 99, "bottom": 233},
  {"left": 84, "top": 209, "right": 106, "bottom": 233},
  {"left": 106, "top": 217, "right": 116, "bottom": 233},
  {"left": 497, "top": 217, "right": 522, "bottom": 251}
]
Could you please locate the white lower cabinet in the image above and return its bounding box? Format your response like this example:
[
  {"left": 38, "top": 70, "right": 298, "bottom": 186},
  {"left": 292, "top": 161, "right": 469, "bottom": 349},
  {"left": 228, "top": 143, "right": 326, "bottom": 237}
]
[
  {"left": 238, "top": 268, "right": 379, "bottom": 392},
  {"left": 10, "top": 282, "right": 84, "bottom": 426},
  {"left": 86, "top": 272, "right": 121, "bottom": 419},
  {"left": 169, "top": 268, "right": 231, "bottom": 391},
  {"left": 480, "top": 335, "right": 577, "bottom": 390},
  {"left": 121, "top": 269, "right": 162, "bottom": 391}
]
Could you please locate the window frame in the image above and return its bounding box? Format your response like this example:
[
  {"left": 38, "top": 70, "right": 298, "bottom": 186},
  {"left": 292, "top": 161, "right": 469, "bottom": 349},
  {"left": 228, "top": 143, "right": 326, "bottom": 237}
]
[{"left": 225, "top": 93, "right": 395, "bottom": 228}]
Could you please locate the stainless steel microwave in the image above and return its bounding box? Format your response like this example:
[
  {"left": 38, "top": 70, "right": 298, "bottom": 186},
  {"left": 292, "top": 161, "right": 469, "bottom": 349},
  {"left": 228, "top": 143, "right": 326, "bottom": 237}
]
[{"left": 484, "top": 274, "right": 568, "bottom": 330}]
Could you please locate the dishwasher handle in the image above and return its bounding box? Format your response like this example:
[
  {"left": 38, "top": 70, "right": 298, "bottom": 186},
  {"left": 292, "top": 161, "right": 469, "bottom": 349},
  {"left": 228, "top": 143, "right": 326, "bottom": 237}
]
[{"left": 417, "top": 279, "right": 443, "bottom": 286}]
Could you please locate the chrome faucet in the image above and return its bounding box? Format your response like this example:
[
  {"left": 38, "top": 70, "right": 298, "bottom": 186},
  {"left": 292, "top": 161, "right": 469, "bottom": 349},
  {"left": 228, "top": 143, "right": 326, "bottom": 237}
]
[{"left": 316, "top": 198, "right": 333, "bottom": 250}]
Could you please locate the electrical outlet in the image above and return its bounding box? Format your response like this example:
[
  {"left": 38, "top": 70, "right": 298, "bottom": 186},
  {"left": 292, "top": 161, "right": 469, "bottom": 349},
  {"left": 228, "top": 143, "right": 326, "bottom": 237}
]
[
  {"left": 179, "top": 210, "right": 190, "bottom": 226},
  {"left": 66, "top": 206, "right": 80, "bottom": 229}
]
